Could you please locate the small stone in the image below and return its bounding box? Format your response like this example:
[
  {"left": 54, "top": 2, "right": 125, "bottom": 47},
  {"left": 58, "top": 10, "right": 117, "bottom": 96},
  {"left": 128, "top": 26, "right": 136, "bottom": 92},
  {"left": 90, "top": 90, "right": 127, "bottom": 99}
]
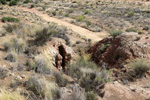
[
  {"left": 130, "top": 86, "right": 136, "bottom": 92},
  {"left": 16, "top": 76, "right": 22, "bottom": 80},
  {"left": 146, "top": 97, "right": 150, "bottom": 100},
  {"left": 9, "top": 73, "right": 14, "bottom": 76},
  {"left": 2, "top": 65, "right": 6, "bottom": 68},
  {"left": 21, "top": 75, "right": 25, "bottom": 78}
]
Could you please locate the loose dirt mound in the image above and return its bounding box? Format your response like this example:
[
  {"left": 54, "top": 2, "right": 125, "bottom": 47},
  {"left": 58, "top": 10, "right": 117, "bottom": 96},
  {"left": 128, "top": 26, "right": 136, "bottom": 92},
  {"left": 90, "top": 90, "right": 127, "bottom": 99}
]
[{"left": 89, "top": 32, "right": 150, "bottom": 68}]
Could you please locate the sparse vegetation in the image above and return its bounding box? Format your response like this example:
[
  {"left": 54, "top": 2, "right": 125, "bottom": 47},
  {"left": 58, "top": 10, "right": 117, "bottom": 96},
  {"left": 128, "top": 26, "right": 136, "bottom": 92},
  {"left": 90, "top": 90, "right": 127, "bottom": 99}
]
[
  {"left": 9, "top": 0, "right": 20, "bottom": 6},
  {"left": 0, "top": 0, "right": 150, "bottom": 99},
  {"left": 3, "top": 23, "right": 38, "bottom": 38},
  {"left": 84, "top": 10, "right": 90, "bottom": 14},
  {"left": 0, "top": 68, "right": 8, "bottom": 79},
  {"left": 129, "top": 59, "right": 150, "bottom": 77},
  {"left": 86, "top": 91, "right": 98, "bottom": 100},
  {"left": 34, "top": 58, "right": 52, "bottom": 74},
  {"left": 127, "top": 11, "right": 135, "bottom": 17},
  {"left": 99, "top": 43, "right": 110, "bottom": 54},
  {"left": 0, "top": 0, "right": 7, "bottom": 5},
  {"left": 86, "top": 21, "right": 91, "bottom": 26},
  {"left": 71, "top": 84, "right": 86, "bottom": 100},
  {"left": 0, "top": 89, "right": 25, "bottom": 100},
  {"left": 3, "top": 37, "right": 27, "bottom": 54},
  {"left": 53, "top": 72, "right": 68, "bottom": 87},
  {"left": 2, "top": 17, "right": 19, "bottom": 23},
  {"left": 68, "top": 57, "right": 108, "bottom": 97},
  {"left": 77, "top": 15, "right": 84, "bottom": 21},
  {"left": 26, "top": 76, "right": 55, "bottom": 100},
  {"left": 26, "top": 59, "right": 36, "bottom": 71},
  {"left": 35, "top": 24, "right": 68, "bottom": 45},
  {"left": 126, "top": 28, "right": 137, "bottom": 32},
  {"left": 30, "top": 4, "right": 35, "bottom": 8},
  {"left": 109, "top": 30, "right": 122, "bottom": 37},
  {"left": 23, "top": 0, "right": 30, "bottom": 3},
  {"left": 5, "top": 52, "right": 17, "bottom": 62}
]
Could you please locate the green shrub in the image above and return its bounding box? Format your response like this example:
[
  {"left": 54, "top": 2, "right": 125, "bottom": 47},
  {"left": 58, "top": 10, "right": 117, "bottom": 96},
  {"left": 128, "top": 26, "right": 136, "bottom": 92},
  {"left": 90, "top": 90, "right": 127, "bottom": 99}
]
[
  {"left": 0, "top": 0, "right": 7, "bottom": 4},
  {"left": 126, "top": 28, "right": 137, "bottom": 32},
  {"left": 76, "top": 40, "right": 82, "bottom": 44},
  {"left": 35, "top": 26, "right": 54, "bottom": 45},
  {"left": 65, "top": 13, "right": 69, "bottom": 17},
  {"left": 114, "top": 53, "right": 120, "bottom": 60},
  {"left": 86, "top": 21, "right": 91, "bottom": 26},
  {"left": 127, "top": 11, "right": 135, "bottom": 17},
  {"left": 23, "top": 0, "right": 30, "bottom": 3},
  {"left": 9, "top": 0, "right": 19, "bottom": 6},
  {"left": 2, "top": 17, "right": 19, "bottom": 23},
  {"left": 35, "top": 24, "right": 68, "bottom": 45},
  {"left": 72, "top": 1, "right": 76, "bottom": 3},
  {"left": 77, "top": 15, "right": 84, "bottom": 21},
  {"left": 138, "top": 30, "right": 144, "bottom": 34},
  {"left": 109, "top": 30, "right": 122, "bottom": 37},
  {"left": 86, "top": 91, "right": 98, "bottom": 100},
  {"left": 84, "top": 10, "right": 90, "bottom": 14},
  {"left": 30, "top": 4, "right": 35, "bottom": 8},
  {"left": 129, "top": 58, "right": 150, "bottom": 77},
  {"left": 99, "top": 43, "right": 110, "bottom": 54},
  {"left": 52, "top": 11, "right": 56, "bottom": 16}
]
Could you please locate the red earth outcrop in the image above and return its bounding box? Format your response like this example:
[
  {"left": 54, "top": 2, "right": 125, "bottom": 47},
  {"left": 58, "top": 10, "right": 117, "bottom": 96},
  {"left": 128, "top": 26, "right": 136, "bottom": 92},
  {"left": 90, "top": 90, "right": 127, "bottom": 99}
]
[{"left": 89, "top": 32, "right": 150, "bottom": 68}]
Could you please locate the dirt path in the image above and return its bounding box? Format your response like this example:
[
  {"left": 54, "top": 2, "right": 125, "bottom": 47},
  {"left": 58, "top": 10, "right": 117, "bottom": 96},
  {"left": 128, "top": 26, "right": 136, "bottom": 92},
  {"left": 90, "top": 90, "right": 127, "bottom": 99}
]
[{"left": 19, "top": 7, "right": 108, "bottom": 42}]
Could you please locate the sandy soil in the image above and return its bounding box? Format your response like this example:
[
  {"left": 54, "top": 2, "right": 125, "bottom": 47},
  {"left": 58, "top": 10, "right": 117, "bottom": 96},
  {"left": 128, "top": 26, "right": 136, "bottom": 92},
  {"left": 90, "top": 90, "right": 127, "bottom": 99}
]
[{"left": 18, "top": 7, "right": 108, "bottom": 42}]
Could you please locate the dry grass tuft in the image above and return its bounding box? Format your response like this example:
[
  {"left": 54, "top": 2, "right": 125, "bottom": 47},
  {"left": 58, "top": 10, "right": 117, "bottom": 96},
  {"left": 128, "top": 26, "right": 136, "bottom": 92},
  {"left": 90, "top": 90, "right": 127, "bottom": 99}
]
[{"left": 0, "top": 89, "right": 25, "bottom": 100}]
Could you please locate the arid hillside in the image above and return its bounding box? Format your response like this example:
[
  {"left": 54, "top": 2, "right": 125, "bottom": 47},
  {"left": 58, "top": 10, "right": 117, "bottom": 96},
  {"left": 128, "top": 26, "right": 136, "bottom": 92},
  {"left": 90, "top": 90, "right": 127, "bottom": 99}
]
[{"left": 0, "top": 0, "right": 150, "bottom": 100}]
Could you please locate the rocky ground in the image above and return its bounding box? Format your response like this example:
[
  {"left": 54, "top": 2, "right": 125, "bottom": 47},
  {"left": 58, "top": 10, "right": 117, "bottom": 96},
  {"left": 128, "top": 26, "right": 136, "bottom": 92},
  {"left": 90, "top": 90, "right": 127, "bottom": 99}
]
[{"left": 0, "top": 0, "right": 150, "bottom": 100}]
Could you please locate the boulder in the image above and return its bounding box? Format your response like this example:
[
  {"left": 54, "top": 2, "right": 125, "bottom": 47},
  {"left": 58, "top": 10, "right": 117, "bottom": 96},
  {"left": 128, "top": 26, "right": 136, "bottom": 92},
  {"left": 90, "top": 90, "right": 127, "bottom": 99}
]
[
  {"left": 43, "top": 38, "right": 73, "bottom": 71},
  {"left": 89, "top": 32, "right": 150, "bottom": 68}
]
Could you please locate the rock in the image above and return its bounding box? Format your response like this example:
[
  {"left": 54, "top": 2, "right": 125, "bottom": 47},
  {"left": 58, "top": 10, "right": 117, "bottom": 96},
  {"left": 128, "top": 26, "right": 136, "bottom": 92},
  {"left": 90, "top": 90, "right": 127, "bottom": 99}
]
[
  {"left": 2, "top": 65, "right": 7, "bottom": 68},
  {"left": 21, "top": 75, "right": 26, "bottom": 79},
  {"left": 103, "top": 82, "right": 146, "bottom": 100},
  {"left": 5, "top": 53, "right": 16, "bottom": 62},
  {"left": 16, "top": 76, "right": 22, "bottom": 80},
  {"left": 13, "top": 64, "right": 24, "bottom": 72},
  {"left": 121, "top": 79, "right": 129, "bottom": 85},
  {"left": 62, "top": 74, "right": 74, "bottom": 83},
  {"left": 44, "top": 38, "right": 73, "bottom": 71},
  {"left": 146, "top": 97, "right": 150, "bottom": 100},
  {"left": 130, "top": 86, "right": 137, "bottom": 92},
  {"left": 88, "top": 32, "right": 150, "bottom": 68},
  {"left": 0, "top": 68, "right": 8, "bottom": 79},
  {"left": 9, "top": 73, "right": 15, "bottom": 76}
]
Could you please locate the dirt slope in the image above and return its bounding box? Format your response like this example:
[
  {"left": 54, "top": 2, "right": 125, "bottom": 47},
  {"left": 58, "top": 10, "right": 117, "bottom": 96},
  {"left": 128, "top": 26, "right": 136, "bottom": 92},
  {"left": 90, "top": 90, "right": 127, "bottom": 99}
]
[{"left": 18, "top": 7, "right": 108, "bottom": 42}]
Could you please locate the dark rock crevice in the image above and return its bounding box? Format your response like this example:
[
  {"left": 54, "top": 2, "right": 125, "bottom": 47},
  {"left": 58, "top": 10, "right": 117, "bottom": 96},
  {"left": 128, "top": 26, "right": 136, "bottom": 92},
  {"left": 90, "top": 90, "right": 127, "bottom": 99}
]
[{"left": 58, "top": 45, "right": 66, "bottom": 71}]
